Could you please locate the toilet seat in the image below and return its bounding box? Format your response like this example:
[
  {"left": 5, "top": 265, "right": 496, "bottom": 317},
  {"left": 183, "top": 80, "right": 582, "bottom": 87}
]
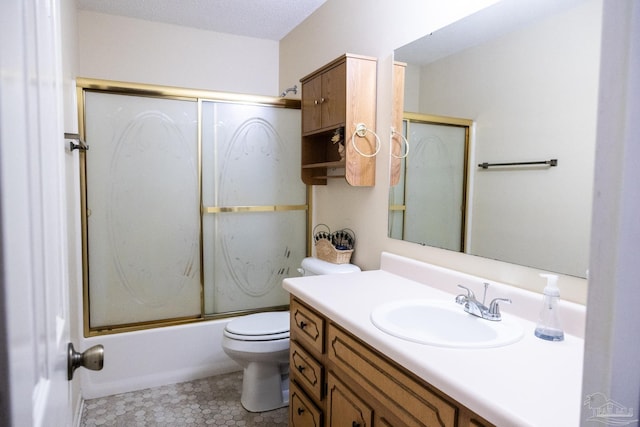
[{"left": 224, "top": 311, "right": 290, "bottom": 341}]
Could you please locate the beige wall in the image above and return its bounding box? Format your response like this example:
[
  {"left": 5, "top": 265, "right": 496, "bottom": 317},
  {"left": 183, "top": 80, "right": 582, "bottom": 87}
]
[
  {"left": 77, "top": 11, "right": 280, "bottom": 96},
  {"left": 280, "top": 0, "right": 588, "bottom": 303}
]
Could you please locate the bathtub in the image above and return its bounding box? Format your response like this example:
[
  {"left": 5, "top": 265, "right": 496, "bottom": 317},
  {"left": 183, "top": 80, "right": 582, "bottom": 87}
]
[{"left": 78, "top": 319, "right": 240, "bottom": 399}]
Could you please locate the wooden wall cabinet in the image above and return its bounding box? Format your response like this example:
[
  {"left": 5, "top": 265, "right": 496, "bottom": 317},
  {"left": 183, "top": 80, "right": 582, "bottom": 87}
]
[
  {"left": 289, "top": 297, "right": 495, "bottom": 427},
  {"left": 300, "top": 54, "right": 377, "bottom": 186}
]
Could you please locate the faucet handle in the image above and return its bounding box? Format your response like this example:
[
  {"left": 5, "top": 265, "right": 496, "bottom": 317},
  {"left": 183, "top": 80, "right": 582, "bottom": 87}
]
[
  {"left": 486, "top": 298, "right": 512, "bottom": 321},
  {"left": 457, "top": 284, "right": 475, "bottom": 299}
]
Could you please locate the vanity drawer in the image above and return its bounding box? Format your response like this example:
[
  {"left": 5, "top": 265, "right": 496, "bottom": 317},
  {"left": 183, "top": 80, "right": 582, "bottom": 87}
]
[
  {"left": 290, "top": 380, "right": 323, "bottom": 427},
  {"left": 327, "top": 323, "right": 457, "bottom": 427},
  {"left": 291, "top": 298, "right": 325, "bottom": 355},
  {"left": 290, "top": 340, "right": 324, "bottom": 401}
]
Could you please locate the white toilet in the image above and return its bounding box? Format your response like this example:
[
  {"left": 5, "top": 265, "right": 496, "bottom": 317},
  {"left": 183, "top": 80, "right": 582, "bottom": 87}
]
[{"left": 221, "top": 257, "right": 360, "bottom": 412}]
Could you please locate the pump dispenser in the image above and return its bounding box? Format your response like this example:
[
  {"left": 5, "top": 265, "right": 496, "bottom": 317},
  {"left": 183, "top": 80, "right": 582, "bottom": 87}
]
[{"left": 534, "top": 274, "right": 564, "bottom": 341}]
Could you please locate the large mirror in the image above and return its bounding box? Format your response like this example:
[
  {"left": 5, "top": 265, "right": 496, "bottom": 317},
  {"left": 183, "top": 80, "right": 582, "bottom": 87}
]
[{"left": 389, "top": 0, "right": 601, "bottom": 278}]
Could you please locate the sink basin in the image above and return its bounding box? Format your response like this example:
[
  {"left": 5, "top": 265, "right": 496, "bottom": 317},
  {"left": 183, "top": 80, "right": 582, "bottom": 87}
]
[{"left": 370, "top": 299, "right": 524, "bottom": 348}]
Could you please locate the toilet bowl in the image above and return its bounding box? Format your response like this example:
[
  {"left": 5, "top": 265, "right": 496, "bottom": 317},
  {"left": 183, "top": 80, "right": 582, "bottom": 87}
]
[
  {"left": 221, "top": 311, "right": 291, "bottom": 412},
  {"left": 222, "top": 257, "right": 361, "bottom": 412}
]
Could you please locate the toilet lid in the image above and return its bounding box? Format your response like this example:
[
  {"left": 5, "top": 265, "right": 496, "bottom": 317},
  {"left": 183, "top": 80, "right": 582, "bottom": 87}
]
[{"left": 225, "top": 311, "right": 290, "bottom": 337}]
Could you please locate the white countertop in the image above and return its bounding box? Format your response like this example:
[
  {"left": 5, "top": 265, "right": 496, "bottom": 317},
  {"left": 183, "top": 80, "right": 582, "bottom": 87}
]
[{"left": 283, "top": 252, "right": 585, "bottom": 427}]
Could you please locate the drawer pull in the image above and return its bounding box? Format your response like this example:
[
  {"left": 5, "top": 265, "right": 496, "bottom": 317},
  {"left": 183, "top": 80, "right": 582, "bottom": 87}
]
[
  {"left": 297, "top": 365, "right": 306, "bottom": 373},
  {"left": 299, "top": 321, "right": 307, "bottom": 329},
  {"left": 297, "top": 407, "right": 305, "bottom": 415},
  {"left": 352, "top": 422, "right": 361, "bottom": 427}
]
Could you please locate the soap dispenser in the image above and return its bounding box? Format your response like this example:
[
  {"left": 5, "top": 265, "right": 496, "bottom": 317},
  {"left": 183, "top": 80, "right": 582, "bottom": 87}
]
[{"left": 534, "top": 273, "right": 564, "bottom": 341}]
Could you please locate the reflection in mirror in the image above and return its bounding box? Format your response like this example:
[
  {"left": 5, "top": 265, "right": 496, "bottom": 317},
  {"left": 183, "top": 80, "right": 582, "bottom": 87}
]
[
  {"left": 389, "top": 0, "right": 600, "bottom": 278},
  {"left": 389, "top": 115, "right": 471, "bottom": 252}
]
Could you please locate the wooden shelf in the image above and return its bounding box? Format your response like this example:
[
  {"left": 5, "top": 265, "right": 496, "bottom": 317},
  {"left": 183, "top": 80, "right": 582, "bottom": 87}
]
[
  {"left": 302, "top": 160, "right": 345, "bottom": 169},
  {"left": 311, "top": 175, "right": 345, "bottom": 180}
]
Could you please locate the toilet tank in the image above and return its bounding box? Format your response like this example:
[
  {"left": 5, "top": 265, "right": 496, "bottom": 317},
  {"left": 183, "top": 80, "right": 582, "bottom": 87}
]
[{"left": 299, "top": 257, "right": 361, "bottom": 276}]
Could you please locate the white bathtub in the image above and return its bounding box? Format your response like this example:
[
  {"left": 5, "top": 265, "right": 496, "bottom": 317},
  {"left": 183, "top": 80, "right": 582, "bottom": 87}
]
[{"left": 78, "top": 319, "right": 240, "bottom": 399}]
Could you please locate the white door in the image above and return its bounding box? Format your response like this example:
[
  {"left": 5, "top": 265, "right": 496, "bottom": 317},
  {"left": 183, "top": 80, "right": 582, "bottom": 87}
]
[{"left": 0, "top": 1, "right": 72, "bottom": 426}]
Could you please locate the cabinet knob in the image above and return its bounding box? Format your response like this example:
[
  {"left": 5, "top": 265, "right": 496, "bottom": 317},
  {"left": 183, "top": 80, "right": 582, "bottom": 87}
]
[
  {"left": 297, "top": 365, "right": 306, "bottom": 373},
  {"left": 299, "top": 321, "right": 307, "bottom": 329},
  {"left": 314, "top": 99, "right": 319, "bottom": 105},
  {"left": 297, "top": 407, "right": 305, "bottom": 415},
  {"left": 352, "top": 422, "right": 361, "bottom": 427},
  {"left": 320, "top": 97, "right": 325, "bottom": 103}
]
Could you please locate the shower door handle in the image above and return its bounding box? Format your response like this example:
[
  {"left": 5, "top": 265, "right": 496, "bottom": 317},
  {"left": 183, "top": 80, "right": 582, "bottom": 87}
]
[{"left": 67, "top": 342, "right": 104, "bottom": 380}]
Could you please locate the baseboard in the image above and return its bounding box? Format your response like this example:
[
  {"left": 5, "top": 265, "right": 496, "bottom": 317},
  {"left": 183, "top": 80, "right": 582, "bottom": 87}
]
[{"left": 71, "top": 394, "right": 84, "bottom": 427}]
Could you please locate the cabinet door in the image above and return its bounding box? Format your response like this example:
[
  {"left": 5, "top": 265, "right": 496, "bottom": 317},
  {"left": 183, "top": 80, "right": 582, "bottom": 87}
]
[
  {"left": 302, "top": 75, "right": 322, "bottom": 133},
  {"left": 290, "top": 381, "right": 323, "bottom": 427},
  {"left": 327, "top": 324, "right": 457, "bottom": 426},
  {"left": 326, "top": 372, "right": 373, "bottom": 427},
  {"left": 321, "top": 62, "right": 347, "bottom": 130},
  {"left": 458, "top": 408, "right": 494, "bottom": 427}
]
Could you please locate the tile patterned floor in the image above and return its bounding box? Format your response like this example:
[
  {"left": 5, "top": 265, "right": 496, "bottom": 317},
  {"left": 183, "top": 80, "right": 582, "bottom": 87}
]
[{"left": 80, "top": 371, "right": 288, "bottom": 426}]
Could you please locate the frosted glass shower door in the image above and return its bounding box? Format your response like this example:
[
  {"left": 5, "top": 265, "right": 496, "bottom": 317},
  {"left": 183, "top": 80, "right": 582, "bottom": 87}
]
[
  {"left": 201, "top": 101, "right": 306, "bottom": 314},
  {"left": 405, "top": 122, "right": 467, "bottom": 251},
  {"left": 84, "top": 92, "right": 201, "bottom": 328}
]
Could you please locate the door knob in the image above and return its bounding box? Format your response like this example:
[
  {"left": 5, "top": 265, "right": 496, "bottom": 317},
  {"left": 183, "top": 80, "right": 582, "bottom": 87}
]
[{"left": 67, "top": 342, "right": 104, "bottom": 380}]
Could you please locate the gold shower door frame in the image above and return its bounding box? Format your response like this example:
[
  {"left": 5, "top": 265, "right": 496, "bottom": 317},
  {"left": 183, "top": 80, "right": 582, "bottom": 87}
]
[
  {"left": 389, "top": 113, "right": 472, "bottom": 251},
  {"left": 76, "top": 78, "right": 307, "bottom": 337}
]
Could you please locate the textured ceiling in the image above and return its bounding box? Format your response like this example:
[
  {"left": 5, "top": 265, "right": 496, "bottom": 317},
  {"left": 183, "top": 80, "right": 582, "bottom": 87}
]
[{"left": 77, "top": 0, "right": 327, "bottom": 41}]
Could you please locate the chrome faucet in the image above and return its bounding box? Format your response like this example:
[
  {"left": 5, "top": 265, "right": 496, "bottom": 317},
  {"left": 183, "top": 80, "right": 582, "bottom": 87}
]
[{"left": 455, "top": 283, "right": 511, "bottom": 321}]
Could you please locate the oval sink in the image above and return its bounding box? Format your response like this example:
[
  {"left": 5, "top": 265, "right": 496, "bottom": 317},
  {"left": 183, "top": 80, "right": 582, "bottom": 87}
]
[{"left": 370, "top": 299, "right": 524, "bottom": 348}]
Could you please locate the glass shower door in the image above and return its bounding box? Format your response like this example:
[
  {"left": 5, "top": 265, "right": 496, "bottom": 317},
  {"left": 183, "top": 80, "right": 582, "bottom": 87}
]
[
  {"left": 84, "top": 92, "right": 201, "bottom": 328},
  {"left": 201, "top": 101, "right": 306, "bottom": 315}
]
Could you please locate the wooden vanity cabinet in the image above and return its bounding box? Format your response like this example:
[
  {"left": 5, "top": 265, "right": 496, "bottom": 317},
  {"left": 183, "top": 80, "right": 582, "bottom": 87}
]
[
  {"left": 289, "top": 296, "right": 494, "bottom": 427},
  {"left": 300, "top": 54, "right": 377, "bottom": 186}
]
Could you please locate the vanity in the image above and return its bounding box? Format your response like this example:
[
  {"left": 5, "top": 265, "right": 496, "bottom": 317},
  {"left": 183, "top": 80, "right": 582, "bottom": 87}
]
[{"left": 283, "top": 253, "right": 585, "bottom": 426}]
